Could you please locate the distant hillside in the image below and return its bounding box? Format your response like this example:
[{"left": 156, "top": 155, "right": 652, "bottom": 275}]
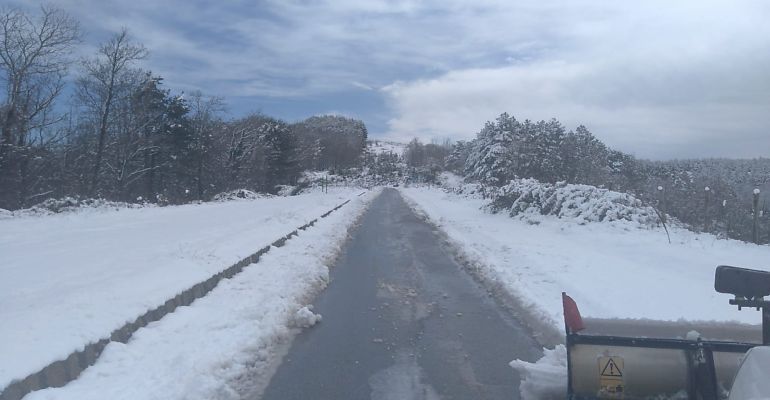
[{"left": 368, "top": 140, "right": 407, "bottom": 155}]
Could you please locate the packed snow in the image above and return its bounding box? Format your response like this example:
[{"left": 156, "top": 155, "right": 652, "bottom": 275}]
[
  {"left": 509, "top": 345, "right": 567, "bottom": 400},
  {"left": 22, "top": 189, "right": 376, "bottom": 400},
  {"left": 0, "top": 188, "right": 364, "bottom": 390},
  {"left": 290, "top": 306, "right": 323, "bottom": 329}
]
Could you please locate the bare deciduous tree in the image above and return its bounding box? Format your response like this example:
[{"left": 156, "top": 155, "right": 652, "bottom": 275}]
[
  {"left": 188, "top": 91, "right": 225, "bottom": 199},
  {"left": 77, "top": 28, "right": 147, "bottom": 196},
  {"left": 0, "top": 6, "right": 79, "bottom": 208}
]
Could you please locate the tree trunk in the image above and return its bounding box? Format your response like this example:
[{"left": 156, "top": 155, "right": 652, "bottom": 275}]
[{"left": 89, "top": 81, "right": 115, "bottom": 197}]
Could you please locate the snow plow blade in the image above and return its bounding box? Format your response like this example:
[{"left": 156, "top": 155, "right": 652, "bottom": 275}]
[{"left": 564, "top": 265, "right": 769, "bottom": 400}]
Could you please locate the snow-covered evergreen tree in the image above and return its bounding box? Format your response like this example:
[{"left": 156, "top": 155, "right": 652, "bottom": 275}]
[{"left": 465, "top": 113, "right": 520, "bottom": 185}]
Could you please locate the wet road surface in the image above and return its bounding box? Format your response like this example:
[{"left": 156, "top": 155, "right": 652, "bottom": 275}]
[{"left": 258, "top": 188, "right": 542, "bottom": 400}]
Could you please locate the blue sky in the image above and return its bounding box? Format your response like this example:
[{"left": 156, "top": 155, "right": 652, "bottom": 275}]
[{"left": 8, "top": 0, "right": 770, "bottom": 159}]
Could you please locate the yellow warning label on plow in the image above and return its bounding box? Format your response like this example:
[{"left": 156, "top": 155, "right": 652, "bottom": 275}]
[{"left": 598, "top": 356, "right": 624, "bottom": 399}]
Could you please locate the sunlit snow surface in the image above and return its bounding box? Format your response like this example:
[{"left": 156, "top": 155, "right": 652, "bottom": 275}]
[
  {"left": 0, "top": 188, "right": 368, "bottom": 391},
  {"left": 21, "top": 190, "right": 377, "bottom": 400}
]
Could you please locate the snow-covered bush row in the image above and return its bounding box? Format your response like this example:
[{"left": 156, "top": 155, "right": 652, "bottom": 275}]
[
  {"left": 212, "top": 189, "right": 273, "bottom": 201},
  {"left": 3, "top": 186, "right": 294, "bottom": 219},
  {"left": 440, "top": 173, "right": 662, "bottom": 227},
  {"left": 2, "top": 197, "right": 149, "bottom": 218},
  {"left": 3, "top": 189, "right": 268, "bottom": 219},
  {"left": 488, "top": 179, "right": 660, "bottom": 226},
  {"left": 489, "top": 179, "right": 659, "bottom": 226}
]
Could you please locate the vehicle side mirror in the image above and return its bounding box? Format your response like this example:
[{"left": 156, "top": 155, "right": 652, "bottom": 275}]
[{"left": 715, "top": 265, "right": 770, "bottom": 299}]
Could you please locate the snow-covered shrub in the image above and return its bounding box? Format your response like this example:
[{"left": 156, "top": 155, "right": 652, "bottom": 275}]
[
  {"left": 276, "top": 185, "right": 297, "bottom": 196},
  {"left": 212, "top": 189, "right": 272, "bottom": 201},
  {"left": 447, "top": 181, "right": 487, "bottom": 199},
  {"left": 0, "top": 208, "right": 13, "bottom": 219},
  {"left": 437, "top": 172, "right": 492, "bottom": 200},
  {"left": 436, "top": 172, "right": 465, "bottom": 190},
  {"left": 11, "top": 197, "right": 147, "bottom": 217},
  {"left": 490, "top": 178, "right": 659, "bottom": 226}
]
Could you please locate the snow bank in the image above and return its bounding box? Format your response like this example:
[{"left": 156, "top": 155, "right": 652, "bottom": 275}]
[
  {"left": 400, "top": 187, "right": 770, "bottom": 341},
  {"left": 510, "top": 345, "right": 567, "bottom": 400},
  {"left": 23, "top": 190, "right": 376, "bottom": 400},
  {"left": 0, "top": 188, "right": 361, "bottom": 390}
]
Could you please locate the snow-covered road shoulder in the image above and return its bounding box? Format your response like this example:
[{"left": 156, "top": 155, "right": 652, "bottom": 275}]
[
  {"left": 22, "top": 189, "right": 379, "bottom": 400},
  {"left": 399, "top": 186, "right": 770, "bottom": 345},
  {"left": 0, "top": 188, "right": 367, "bottom": 397}
]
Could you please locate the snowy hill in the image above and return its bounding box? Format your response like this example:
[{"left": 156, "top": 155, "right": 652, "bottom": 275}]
[{"left": 368, "top": 140, "right": 407, "bottom": 156}]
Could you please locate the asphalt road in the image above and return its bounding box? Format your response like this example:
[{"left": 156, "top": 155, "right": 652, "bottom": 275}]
[{"left": 258, "top": 188, "right": 541, "bottom": 400}]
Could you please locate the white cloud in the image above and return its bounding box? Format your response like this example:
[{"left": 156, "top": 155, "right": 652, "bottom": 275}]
[
  {"left": 380, "top": 1, "right": 770, "bottom": 159},
  {"left": 351, "top": 81, "right": 375, "bottom": 91}
]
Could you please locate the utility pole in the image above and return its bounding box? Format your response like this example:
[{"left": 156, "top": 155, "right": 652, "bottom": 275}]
[
  {"left": 657, "top": 185, "right": 667, "bottom": 224},
  {"left": 704, "top": 186, "right": 711, "bottom": 232},
  {"left": 753, "top": 188, "right": 761, "bottom": 244}
]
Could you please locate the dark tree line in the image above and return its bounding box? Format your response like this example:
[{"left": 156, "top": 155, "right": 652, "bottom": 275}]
[
  {"left": 402, "top": 138, "right": 451, "bottom": 183},
  {"left": 452, "top": 113, "right": 769, "bottom": 244},
  {"left": 0, "top": 7, "right": 368, "bottom": 210},
  {"left": 292, "top": 115, "right": 367, "bottom": 172}
]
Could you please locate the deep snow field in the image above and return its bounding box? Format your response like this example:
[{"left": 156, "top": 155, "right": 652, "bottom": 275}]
[{"left": 0, "top": 188, "right": 371, "bottom": 393}]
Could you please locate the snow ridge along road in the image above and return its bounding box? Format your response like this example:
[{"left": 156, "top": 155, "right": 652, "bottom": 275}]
[{"left": 0, "top": 189, "right": 370, "bottom": 400}]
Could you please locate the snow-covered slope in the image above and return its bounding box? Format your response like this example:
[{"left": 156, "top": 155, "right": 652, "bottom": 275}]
[
  {"left": 0, "top": 188, "right": 362, "bottom": 390},
  {"left": 368, "top": 140, "right": 406, "bottom": 155},
  {"left": 400, "top": 186, "right": 770, "bottom": 342}
]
